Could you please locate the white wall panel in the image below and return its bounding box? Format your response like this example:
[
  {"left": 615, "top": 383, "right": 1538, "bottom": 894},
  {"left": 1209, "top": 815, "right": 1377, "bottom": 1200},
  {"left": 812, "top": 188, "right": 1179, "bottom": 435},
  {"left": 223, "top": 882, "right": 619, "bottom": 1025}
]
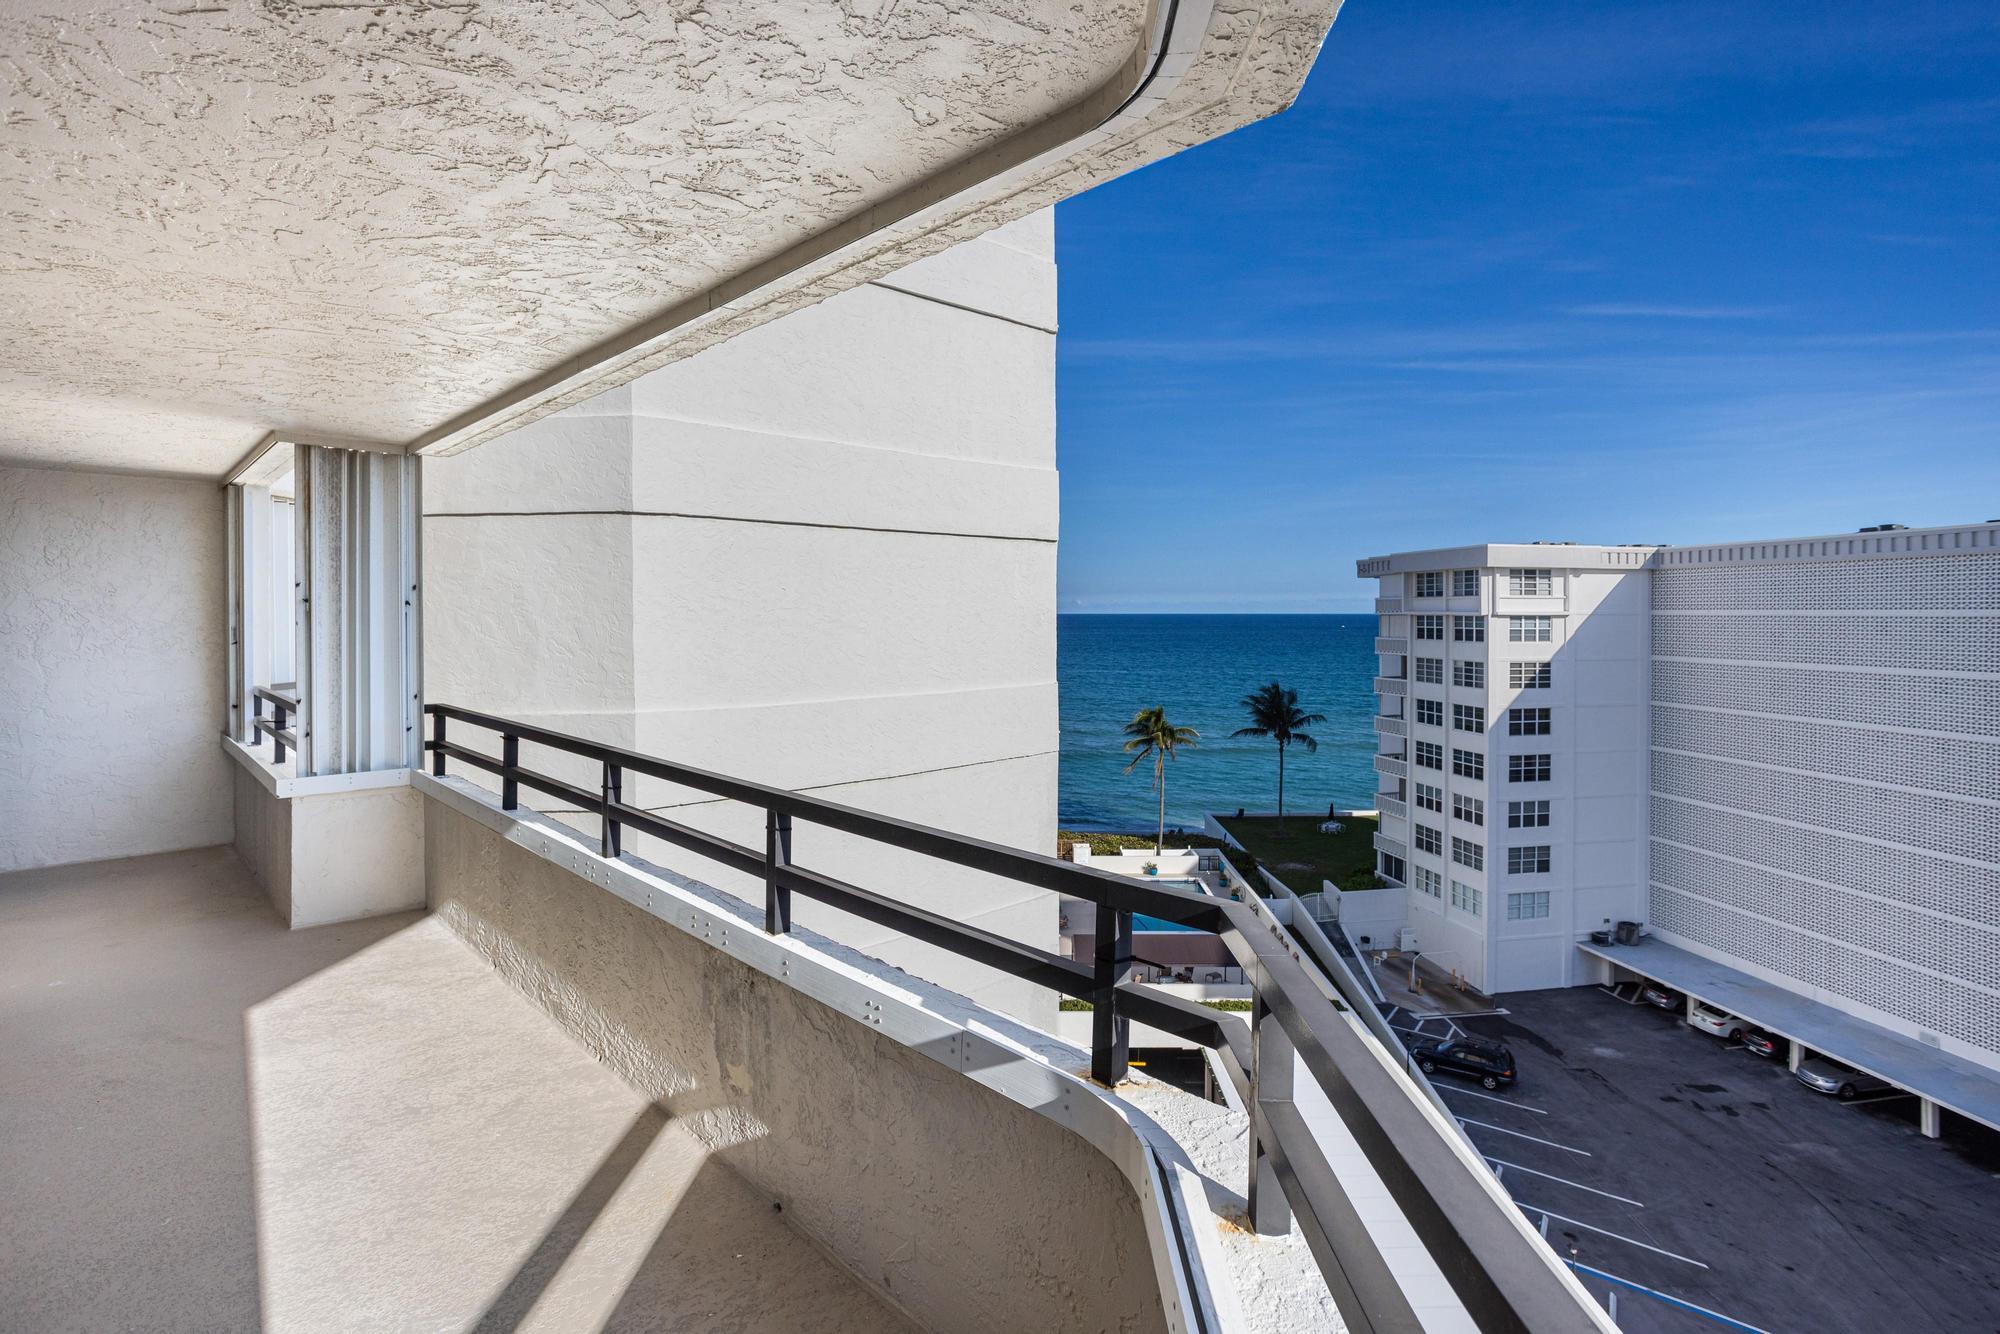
[{"left": 0, "top": 465, "right": 230, "bottom": 870}]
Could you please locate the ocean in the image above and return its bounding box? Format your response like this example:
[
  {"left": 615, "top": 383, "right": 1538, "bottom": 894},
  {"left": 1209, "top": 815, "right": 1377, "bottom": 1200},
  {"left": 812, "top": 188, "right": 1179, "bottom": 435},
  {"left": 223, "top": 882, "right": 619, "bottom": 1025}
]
[{"left": 1057, "top": 614, "right": 1379, "bottom": 831}]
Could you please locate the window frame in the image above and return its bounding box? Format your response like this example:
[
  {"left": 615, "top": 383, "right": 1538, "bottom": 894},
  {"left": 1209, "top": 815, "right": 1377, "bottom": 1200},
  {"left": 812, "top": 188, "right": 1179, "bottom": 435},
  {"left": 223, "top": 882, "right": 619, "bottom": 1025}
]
[
  {"left": 1452, "top": 747, "right": 1485, "bottom": 780},
  {"left": 1507, "top": 845, "right": 1552, "bottom": 875},
  {"left": 1507, "top": 706, "right": 1552, "bottom": 736},
  {"left": 1507, "top": 799, "right": 1551, "bottom": 829}
]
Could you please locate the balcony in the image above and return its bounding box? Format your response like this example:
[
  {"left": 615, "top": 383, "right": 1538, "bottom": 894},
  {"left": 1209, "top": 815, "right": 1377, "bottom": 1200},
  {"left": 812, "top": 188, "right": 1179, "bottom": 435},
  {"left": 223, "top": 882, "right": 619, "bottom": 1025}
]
[
  {"left": 0, "top": 708, "right": 1605, "bottom": 1334},
  {"left": 1374, "top": 714, "right": 1407, "bottom": 738},
  {"left": 1377, "top": 794, "right": 1408, "bottom": 821},
  {"left": 1373, "top": 675, "right": 1408, "bottom": 696},
  {"left": 1372, "top": 832, "right": 1408, "bottom": 861},
  {"left": 1373, "top": 753, "right": 1409, "bottom": 779},
  {"left": 1374, "top": 596, "right": 1404, "bottom": 614},
  {"left": 1374, "top": 636, "right": 1408, "bottom": 656}
]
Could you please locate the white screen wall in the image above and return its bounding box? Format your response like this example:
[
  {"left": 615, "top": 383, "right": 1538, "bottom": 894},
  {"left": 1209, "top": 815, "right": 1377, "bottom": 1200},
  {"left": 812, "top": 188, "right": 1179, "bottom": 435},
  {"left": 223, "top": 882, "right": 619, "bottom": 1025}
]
[{"left": 1649, "top": 543, "right": 2000, "bottom": 1067}]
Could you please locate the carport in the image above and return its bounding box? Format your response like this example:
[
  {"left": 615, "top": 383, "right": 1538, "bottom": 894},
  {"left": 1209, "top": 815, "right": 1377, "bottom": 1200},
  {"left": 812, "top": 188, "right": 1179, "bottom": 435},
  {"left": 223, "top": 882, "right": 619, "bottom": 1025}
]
[{"left": 1579, "top": 936, "right": 2000, "bottom": 1139}]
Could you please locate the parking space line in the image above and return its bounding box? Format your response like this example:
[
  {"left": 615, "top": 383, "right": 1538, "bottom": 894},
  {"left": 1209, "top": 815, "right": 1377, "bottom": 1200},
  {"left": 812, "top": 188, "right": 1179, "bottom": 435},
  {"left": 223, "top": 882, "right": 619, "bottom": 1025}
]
[
  {"left": 1515, "top": 1202, "right": 1708, "bottom": 1269},
  {"left": 1485, "top": 1157, "right": 1642, "bottom": 1206},
  {"left": 1436, "top": 1085, "right": 1548, "bottom": 1115},
  {"left": 1844, "top": 1091, "right": 1917, "bottom": 1106},
  {"left": 1565, "top": 1260, "right": 1768, "bottom": 1333},
  {"left": 1456, "top": 1117, "right": 1591, "bottom": 1155}
]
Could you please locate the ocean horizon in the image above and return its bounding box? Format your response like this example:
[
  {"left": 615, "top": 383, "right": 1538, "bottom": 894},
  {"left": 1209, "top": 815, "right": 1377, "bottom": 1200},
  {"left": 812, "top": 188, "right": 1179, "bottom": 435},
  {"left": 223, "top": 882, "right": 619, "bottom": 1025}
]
[{"left": 1057, "top": 613, "right": 1378, "bottom": 831}]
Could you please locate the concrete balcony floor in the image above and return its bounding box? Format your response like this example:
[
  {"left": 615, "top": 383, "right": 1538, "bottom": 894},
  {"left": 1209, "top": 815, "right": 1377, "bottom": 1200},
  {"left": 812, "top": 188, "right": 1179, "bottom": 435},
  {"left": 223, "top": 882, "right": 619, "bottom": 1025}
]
[{"left": 0, "top": 847, "right": 916, "bottom": 1333}]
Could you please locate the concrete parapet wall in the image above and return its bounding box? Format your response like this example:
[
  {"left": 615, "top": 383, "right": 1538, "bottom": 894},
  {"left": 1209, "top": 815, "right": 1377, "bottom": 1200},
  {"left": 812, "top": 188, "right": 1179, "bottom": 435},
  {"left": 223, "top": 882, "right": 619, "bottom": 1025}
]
[{"left": 423, "top": 792, "right": 1169, "bottom": 1334}]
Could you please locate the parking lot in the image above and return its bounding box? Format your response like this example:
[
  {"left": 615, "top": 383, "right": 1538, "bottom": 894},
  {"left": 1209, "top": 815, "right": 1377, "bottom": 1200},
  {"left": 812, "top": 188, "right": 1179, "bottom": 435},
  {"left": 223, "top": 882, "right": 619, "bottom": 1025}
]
[{"left": 1408, "top": 986, "right": 2000, "bottom": 1332}]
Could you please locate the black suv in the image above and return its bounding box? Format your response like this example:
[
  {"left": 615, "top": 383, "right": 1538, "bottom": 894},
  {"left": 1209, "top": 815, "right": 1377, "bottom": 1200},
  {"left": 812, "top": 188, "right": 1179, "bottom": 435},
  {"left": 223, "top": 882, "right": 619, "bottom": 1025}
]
[{"left": 1409, "top": 1036, "right": 1517, "bottom": 1090}]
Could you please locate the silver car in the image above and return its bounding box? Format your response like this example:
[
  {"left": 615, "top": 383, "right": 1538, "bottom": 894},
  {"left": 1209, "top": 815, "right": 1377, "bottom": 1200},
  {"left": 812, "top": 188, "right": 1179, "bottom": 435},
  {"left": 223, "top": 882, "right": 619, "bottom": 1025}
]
[{"left": 1795, "top": 1058, "right": 1894, "bottom": 1101}]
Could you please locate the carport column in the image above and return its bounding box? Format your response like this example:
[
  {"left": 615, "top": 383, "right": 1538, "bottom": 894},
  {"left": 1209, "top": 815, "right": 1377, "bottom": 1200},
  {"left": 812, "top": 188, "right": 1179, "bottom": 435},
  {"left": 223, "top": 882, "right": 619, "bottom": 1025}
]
[
  {"left": 1920, "top": 1098, "right": 1941, "bottom": 1139},
  {"left": 1787, "top": 1040, "right": 1804, "bottom": 1073},
  {"left": 1248, "top": 989, "right": 1295, "bottom": 1235}
]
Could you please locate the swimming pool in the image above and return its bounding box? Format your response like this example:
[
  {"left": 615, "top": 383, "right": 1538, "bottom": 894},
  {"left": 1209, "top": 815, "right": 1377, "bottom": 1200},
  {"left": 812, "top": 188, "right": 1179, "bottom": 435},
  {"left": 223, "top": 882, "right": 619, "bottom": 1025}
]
[{"left": 1135, "top": 879, "right": 1212, "bottom": 932}]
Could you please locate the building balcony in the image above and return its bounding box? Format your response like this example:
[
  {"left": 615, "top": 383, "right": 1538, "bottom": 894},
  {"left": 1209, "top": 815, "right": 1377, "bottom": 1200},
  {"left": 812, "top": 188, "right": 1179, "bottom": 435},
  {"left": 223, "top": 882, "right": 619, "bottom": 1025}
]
[
  {"left": 1373, "top": 675, "right": 1408, "bottom": 696},
  {"left": 1372, "top": 831, "right": 1407, "bottom": 861},
  {"left": 1374, "top": 714, "right": 1407, "bottom": 738},
  {"left": 1, "top": 711, "right": 1601, "bottom": 1334},
  {"left": 1374, "top": 596, "right": 1404, "bottom": 614},
  {"left": 1374, "top": 636, "right": 1408, "bottom": 656},
  {"left": 1373, "top": 753, "right": 1408, "bottom": 779},
  {"left": 1377, "top": 794, "right": 1408, "bottom": 822}
]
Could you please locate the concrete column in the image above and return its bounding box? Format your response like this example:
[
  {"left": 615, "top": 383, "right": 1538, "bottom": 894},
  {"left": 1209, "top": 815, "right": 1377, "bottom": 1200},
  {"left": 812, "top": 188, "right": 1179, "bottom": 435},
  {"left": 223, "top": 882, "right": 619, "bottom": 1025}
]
[
  {"left": 1788, "top": 1040, "right": 1805, "bottom": 1073},
  {"left": 1921, "top": 1098, "right": 1941, "bottom": 1139}
]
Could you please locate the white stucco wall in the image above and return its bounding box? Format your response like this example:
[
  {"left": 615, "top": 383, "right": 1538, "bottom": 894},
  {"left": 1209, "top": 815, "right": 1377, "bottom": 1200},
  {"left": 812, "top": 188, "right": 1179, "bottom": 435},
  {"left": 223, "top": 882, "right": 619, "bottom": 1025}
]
[
  {"left": 424, "top": 794, "right": 1166, "bottom": 1334},
  {"left": 422, "top": 212, "right": 1060, "bottom": 1024},
  {"left": 0, "top": 465, "right": 230, "bottom": 871}
]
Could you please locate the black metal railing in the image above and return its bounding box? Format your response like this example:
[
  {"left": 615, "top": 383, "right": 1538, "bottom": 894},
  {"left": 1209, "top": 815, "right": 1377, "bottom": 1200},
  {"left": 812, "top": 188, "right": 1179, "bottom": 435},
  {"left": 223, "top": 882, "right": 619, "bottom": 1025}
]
[
  {"left": 423, "top": 702, "right": 1601, "bottom": 1334},
  {"left": 252, "top": 684, "right": 300, "bottom": 763}
]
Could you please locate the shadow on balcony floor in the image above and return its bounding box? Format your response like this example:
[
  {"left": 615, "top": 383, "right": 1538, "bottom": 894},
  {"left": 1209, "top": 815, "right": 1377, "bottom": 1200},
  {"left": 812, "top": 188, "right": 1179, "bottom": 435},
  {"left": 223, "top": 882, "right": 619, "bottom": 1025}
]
[{"left": 0, "top": 846, "right": 916, "bottom": 1333}]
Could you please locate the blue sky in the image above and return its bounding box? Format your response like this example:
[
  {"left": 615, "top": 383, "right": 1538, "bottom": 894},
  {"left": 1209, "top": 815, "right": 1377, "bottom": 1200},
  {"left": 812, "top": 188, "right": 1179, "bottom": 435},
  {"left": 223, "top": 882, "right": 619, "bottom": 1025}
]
[{"left": 1054, "top": 1, "right": 2000, "bottom": 612}]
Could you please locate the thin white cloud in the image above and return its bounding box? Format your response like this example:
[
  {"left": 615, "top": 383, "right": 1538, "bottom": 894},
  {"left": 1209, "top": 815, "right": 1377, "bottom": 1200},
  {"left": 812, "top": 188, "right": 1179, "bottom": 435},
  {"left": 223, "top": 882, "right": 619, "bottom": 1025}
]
[{"left": 1564, "top": 303, "right": 1781, "bottom": 320}]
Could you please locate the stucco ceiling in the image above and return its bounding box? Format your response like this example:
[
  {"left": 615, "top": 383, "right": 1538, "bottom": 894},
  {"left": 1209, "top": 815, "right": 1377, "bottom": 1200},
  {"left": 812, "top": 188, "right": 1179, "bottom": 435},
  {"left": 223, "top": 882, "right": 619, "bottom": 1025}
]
[{"left": 1, "top": 0, "right": 1337, "bottom": 478}]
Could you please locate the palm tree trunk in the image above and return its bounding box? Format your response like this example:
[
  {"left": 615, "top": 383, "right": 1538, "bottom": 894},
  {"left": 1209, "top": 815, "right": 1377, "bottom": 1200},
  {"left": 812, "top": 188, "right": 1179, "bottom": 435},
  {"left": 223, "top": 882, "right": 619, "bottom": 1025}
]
[
  {"left": 1155, "top": 752, "right": 1166, "bottom": 854},
  {"left": 1277, "top": 742, "right": 1287, "bottom": 831}
]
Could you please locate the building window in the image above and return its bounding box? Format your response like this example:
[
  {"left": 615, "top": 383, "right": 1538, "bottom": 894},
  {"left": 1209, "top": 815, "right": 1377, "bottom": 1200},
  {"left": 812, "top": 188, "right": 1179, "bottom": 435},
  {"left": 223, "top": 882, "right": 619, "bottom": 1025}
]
[
  {"left": 1451, "top": 836, "right": 1483, "bottom": 871},
  {"left": 1453, "top": 793, "right": 1485, "bottom": 826},
  {"left": 1453, "top": 660, "right": 1485, "bottom": 689},
  {"left": 1507, "top": 799, "right": 1551, "bottom": 828},
  {"left": 1414, "top": 656, "right": 1444, "bottom": 684},
  {"left": 1508, "top": 616, "right": 1553, "bottom": 643},
  {"left": 1415, "top": 824, "right": 1443, "bottom": 856},
  {"left": 1451, "top": 880, "right": 1483, "bottom": 915},
  {"left": 1415, "top": 741, "right": 1443, "bottom": 770},
  {"left": 1452, "top": 748, "right": 1484, "bottom": 780},
  {"left": 1507, "top": 891, "right": 1550, "bottom": 921},
  {"left": 1415, "top": 697, "right": 1443, "bottom": 727},
  {"left": 1508, "top": 707, "right": 1552, "bottom": 736},
  {"left": 1508, "top": 845, "right": 1552, "bottom": 874},
  {"left": 1509, "top": 661, "right": 1552, "bottom": 689},
  {"left": 1379, "top": 853, "right": 1405, "bottom": 883},
  {"left": 1508, "top": 754, "right": 1552, "bottom": 783},
  {"left": 1415, "top": 614, "right": 1444, "bottom": 641},
  {"left": 1414, "top": 866, "right": 1443, "bottom": 898},
  {"left": 1415, "top": 572, "right": 1444, "bottom": 598},
  {"left": 1508, "top": 568, "right": 1554, "bottom": 596},
  {"left": 1415, "top": 782, "right": 1443, "bottom": 813},
  {"left": 1453, "top": 703, "right": 1486, "bottom": 734},
  {"left": 1452, "top": 569, "right": 1479, "bottom": 598},
  {"left": 1453, "top": 615, "right": 1486, "bottom": 643}
]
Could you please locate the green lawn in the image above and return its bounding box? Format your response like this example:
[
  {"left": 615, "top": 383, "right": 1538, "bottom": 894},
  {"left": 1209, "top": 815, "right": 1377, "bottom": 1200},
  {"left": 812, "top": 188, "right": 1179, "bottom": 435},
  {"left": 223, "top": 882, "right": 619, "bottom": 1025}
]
[{"left": 1217, "top": 813, "right": 1382, "bottom": 895}]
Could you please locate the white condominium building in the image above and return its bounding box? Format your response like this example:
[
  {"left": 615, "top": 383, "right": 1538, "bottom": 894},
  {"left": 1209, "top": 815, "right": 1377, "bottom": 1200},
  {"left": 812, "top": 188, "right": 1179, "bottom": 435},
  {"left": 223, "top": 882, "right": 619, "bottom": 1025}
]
[
  {"left": 1361, "top": 522, "right": 2000, "bottom": 1075},
  {"left": 1359, "top": 545, "right": 1655, "bottom": 994}
]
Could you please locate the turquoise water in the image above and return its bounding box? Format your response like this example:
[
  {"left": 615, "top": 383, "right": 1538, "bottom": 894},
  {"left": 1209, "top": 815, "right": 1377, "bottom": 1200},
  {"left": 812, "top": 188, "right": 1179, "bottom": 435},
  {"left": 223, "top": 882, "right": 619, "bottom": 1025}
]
[{"left": 1059, "top": 614, "right": 1378, "bottom": 831}]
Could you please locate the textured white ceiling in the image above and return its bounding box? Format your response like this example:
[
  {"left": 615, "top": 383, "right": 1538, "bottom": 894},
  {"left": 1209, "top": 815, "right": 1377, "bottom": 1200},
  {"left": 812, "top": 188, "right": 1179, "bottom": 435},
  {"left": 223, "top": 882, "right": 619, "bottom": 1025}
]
[{"left": 0, "top": 0, "right": 1337, "bottom": 478}]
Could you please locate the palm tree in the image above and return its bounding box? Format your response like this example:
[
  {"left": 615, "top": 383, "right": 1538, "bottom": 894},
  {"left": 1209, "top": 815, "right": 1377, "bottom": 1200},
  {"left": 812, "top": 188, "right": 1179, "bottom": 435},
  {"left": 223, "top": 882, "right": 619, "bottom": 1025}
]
[
  {"left": 1232, "top": 682, "right": 1325, "bottom": 828},
  {"left": 1122, "top": 707, "right": 1199, "bottom": 855}
]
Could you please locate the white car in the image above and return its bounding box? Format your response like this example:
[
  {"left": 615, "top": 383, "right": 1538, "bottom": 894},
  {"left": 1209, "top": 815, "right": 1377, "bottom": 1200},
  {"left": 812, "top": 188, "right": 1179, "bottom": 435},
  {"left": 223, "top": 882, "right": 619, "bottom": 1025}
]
[{"left": 1685, "top": 1001, "right": 1746, "bottom": 1041}]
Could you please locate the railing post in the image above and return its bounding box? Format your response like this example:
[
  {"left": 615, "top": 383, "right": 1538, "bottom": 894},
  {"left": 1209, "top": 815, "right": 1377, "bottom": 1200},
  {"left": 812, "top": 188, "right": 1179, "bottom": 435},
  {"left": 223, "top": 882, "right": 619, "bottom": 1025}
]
[
  {"left": 273, "top": 701, "right": 289, "bottom": 764},
  {"left": 1248, "top": 989, "right": 1295, "bottom": 1234},
  {"left": 601, "top": 761, "right": 622, "bottom": 858},
  {"left": 501, "top": 732, "right": 519, "bottom": 811},
  {"left": 430, "top": 709, "right": 446, "bottom": 777},
  {"left": 1091, "top": 905, "right": 1132, "bottom": 1085},
  {"left": 764, "top": 808, "right": 793, "bottom": 934}
]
